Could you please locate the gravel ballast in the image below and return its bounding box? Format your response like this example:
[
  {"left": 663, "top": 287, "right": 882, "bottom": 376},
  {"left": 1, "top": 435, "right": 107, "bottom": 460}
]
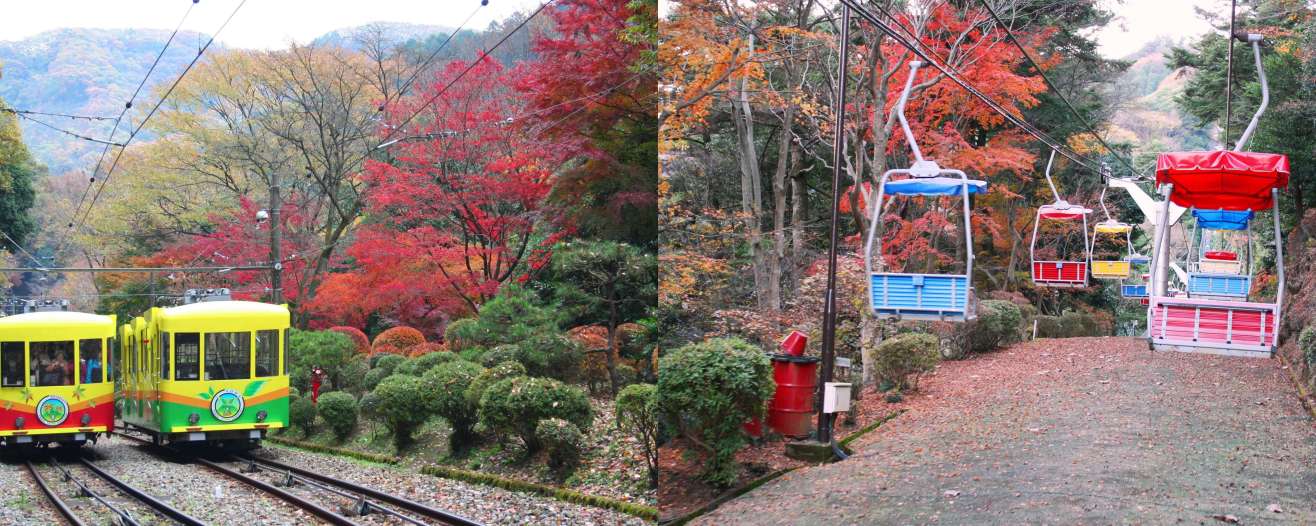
[
  {"left": 0, "top": 457, "right": 60, "bottom": 525},
  {"left": 254, "top": 444, "right": 650, "bottom": 525}
]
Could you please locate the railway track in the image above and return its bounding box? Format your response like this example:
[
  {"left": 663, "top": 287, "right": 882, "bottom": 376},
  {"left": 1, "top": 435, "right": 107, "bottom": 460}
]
[
  {"left": 116, "top": 431, "right": 482, "bottom": 526},
  {"left": 25, "top": 452, "right": 206, "bottom": 526}
]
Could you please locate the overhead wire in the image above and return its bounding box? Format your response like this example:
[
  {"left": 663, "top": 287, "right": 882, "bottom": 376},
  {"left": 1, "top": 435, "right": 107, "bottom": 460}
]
[
  {"left": 845, "top": 0, "right": 1105, "bottom": 173},
  {"left": 391, "top": 1, "right": 488, "bottom": 103},
  {"left": 0, "top": 107, "right": 115, "bottom": 121},
  {"left": 8, "top": 112, "right": 124, "bottom": 147},
  {"left": 58, "top": 0, "right": 201, "bottom": 252},
  {"left": 976, "top": 0, "right": 1139, "bottom": 176},
  {"left": 62, "top": 0, "right": 248, "bottom": 256}
]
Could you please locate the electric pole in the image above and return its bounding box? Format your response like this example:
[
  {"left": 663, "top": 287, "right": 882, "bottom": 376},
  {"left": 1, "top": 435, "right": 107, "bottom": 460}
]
[{"left": 270, "top": 170, "right": 283, "bottom": 304}]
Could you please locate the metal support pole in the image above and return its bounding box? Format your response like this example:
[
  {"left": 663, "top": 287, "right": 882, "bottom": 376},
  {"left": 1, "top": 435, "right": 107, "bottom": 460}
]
[
  {"left": 1272, "top": 188, "right": 1285, "bottom": 340},
  {"left": 269, "top": 171, "right": 283, "bottom": 305},
  {"left": 817, "top": 4, "right": 851, "bottom": 445},
  {"left": 1152, "top": 184, "right": 1174, "bottom": 297}
]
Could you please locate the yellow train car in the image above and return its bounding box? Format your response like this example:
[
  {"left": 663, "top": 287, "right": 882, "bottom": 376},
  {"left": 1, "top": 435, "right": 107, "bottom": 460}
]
[
  {"left": 120, "top": 289, "right": 289, "bottom": 447},
  {"left": 0, "top": 300, "right": 115, "bottom": 447}
]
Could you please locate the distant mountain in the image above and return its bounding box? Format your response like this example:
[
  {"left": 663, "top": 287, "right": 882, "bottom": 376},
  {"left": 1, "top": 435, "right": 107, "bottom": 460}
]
[
  {"left": 0, "top": 28, "right": 209, "bottom": 175},
  {"left": 1105, "top": 38, "right": 1216, "bottom": 165},
  {"left": 312, "top": 22, "right": 455, "bottom": 50}
]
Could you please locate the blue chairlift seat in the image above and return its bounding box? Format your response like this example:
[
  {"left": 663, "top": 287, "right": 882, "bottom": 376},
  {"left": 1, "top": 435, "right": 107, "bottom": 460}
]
[
  {"left": 1121, "top": 284, "right": 1149, "bottom": 298},
  {"left": 1187, "top": 273, "right": 1251, "bottom": 298},
  {"left": 1192, "top": 209, "right": 1253, "bottom": 231},
  {"left": 870, "top": 272, "right": 970, "bottom": 321}
]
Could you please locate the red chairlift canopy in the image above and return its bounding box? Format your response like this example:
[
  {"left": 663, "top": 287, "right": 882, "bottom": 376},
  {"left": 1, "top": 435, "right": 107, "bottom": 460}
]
[
  {"left": 1156, "top": 151, "right": 1289, "bottom": 210},
  {"left": 1037, "top": 203, "right": 1092, "bottom": 221}
]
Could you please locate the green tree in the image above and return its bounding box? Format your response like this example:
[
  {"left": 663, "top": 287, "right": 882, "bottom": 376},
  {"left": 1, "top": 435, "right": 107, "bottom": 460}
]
[
  {"left": 552, "top": 240, "right": 657, "bottom": 394},
  {"left": 0, "top": 98, "right": 38, "bottom": 253},
  {"left": 286, "top": 329, "right": 359, "bottom": 392}
]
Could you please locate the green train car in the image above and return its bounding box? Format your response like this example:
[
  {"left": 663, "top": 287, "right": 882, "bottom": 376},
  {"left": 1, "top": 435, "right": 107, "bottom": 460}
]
[{"left": 119, "top": 289, "right": 289, "bottom": 447}]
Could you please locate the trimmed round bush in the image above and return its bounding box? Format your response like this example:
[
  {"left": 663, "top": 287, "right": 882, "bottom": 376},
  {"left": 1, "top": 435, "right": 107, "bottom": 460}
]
[
  {"left": 374, "top": 374, "right": 430, "bottom": 450},
  {"left": 408, "top": 342, "right": 446, "bottom": 357},
  {"left": 615, "top": 363, "right": 640, "bottom": 389},
  {"left": 478, "top": 376, "right": 592, "bottom": 454},
  {"left": 656, "top": 338, "right": 774, "bottom": 487},
  {"left": 480, "top": 345, "right": 520, "bottom": 368},
  {"left": 616, "top": 383, "right": 658, "bottom": 487},
  {"left": 466, "top": 360, "right": 528, "bottom": 409},
  {"left": 337, "top": 357, "right": 369, "bottom": 394},
  {"left": 420, "top": 360, "right": 485, "bottom": 452},
  {"left": 329, "top": 326, "right": 371, "bottom": 355},
  {"left": 1034, "top": 315, "right": 1063, "bottom": 338},
  {"left": 371, "top": 344, "right": 405, "bottom": 357},
  {"left": 316, "top": 391, "right": 358, "bottom": 441},
  {"left": 371, "top": 353, "right": 406, "bottom": 374},
  {"left": 287, "top": 329, "right": 355, "bottom": 392},
  {"left": 515, "top": 333, "right": 583, "bottom": 382},
  {"left": 1301, "top": 327, "right": 1316, "bottom": 368},
  {"left": 444, "top": 318, "right": 482, "bottom": 352},
  {"left": 289, "top": 396, "right": 317, "bottom": 433},
  {"left": 397, "top": 351, "right": 460, "bottom": 377},
  {"left": 362, "top": 368, "right": 390, "bottom": 391},
  {"left": 968, "top": 300, "right": 1024, "bottom": 354},
  {"left": 535, "top": 418, "right": 584, "bottom": 479},
  {"left": 358, "top": 391, "right": 381, "bottom": 420},
  {"left": 373, "top": 326, "right": 426, "bottom": 354},
  {"left": 873, "top": 333, "right": 940, "bottom": 391}
]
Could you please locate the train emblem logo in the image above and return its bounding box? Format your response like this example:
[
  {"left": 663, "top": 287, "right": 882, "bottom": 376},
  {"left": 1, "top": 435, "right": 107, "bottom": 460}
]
[
  {"left": 36, "top": 395, "right": 69, "bottom": 426},
  {"left": 210, "top": 389, "right": 245, "bottom": 422}
]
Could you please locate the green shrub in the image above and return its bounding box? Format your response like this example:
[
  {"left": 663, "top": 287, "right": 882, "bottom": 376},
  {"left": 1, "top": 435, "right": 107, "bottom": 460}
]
[
  {"left": 289, "top": 396, "right": 317, "bottom": 433},
  {"left": 968, "top": 300, "right": 1024, "bottom": 354},
  {"left": 481, "top": 344, "right": 520, "bottom": 368},
  {"left": 287, "top": 329, "right": 356, "bottom": 392},
  {"left": 374, "top": 374, "right": 430, "bottom": 451},
  {"left": 872, "top": 333, "right": 939, "bottom": 392},
  {"left": 535, "top": 418, "right": 584, "bottom": 479},
  {"left": 420, "top": 360, "right": 485, "bottom": 452},
  {"left": 458, "top": 347, "right": 486, "bottom": 364},
  {"left": 615, "top": 363, "right": 640, "bottom": 389},
  {"left": 395, "top": 352, "right": 458, "bottom": 377},
  {"left": 288, "top": 386, "right": 301, "bottom": 400},
  {"left": 467, "top": 361, "right": 528, "bottom": 409},
  {"left": 337, "top": 357, "right": 369, "bottom": 394},
  {"left": 1301, "top": 327, "right": 1316, "bottom": 368},
  {"left": 444, "top": 318, "right": 482, "bottom": 352},
  {"left": 362, "top": 368, "right": 390, "bottom": 391},
  {"left": 478, "top": 376, "right": 592, "bottom": 454},
  {"left": 1059, "top": 311, "right": 1089, "bottom": 337},
  {"left": 657, "top": 338, "right": 774, "bottom": 487},
  {"left": 316, "top": 391, "right": 359, "bottom": 441},
  {"left": 616, "top": 383, "right": 658, "bottom": 488},
  {"left": 515, "top": 333, "right": 583, "bottom": 381},
  {"left": 1034, "top": 315, "right": 1063, "bottom": 338},
  {"left": 358, "top": 391, "right": 381, "bottom": 419},
  {"left": 371, "top": 354, "right": 406, "bottom": 374}
]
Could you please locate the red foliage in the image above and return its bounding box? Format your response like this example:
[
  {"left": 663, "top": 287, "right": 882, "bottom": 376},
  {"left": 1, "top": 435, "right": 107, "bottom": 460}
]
[
  {"left": 306, "top": 57, "right": 568, "bottom": 331},
  {"left": 328, "top": 326, "right": 370, "bottom": 355},
  {"left": 407, "top": 342, "right": 447, "bottom": 358},
  {"left": 372, "top": 326, "right": 426, "bottom": 354},
  {"left": 370, "top": 344, "right": 404, "bottom": 357},
  {"left": 143, "top": 196, "right": 323, "bottom": 303}
]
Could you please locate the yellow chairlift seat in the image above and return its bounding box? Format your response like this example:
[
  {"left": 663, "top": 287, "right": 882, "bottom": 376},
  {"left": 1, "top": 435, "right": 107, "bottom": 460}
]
[{"left": 1091, "top": 221, "right": 1133, "bottom": 279}]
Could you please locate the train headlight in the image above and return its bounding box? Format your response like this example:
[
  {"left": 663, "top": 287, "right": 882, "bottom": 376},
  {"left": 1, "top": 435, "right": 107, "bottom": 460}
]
[
  {"left": 188, "top": 412, "right": 200, "bottom": 425},
  {"left": 80, "top": 413, "right": 91, "bottom": 426},
  {"left": 13, "top": 417, "right": 23, "bottom": 429},
  {"left": 255, "top": 410, "right": 267, "bottom": 422}
]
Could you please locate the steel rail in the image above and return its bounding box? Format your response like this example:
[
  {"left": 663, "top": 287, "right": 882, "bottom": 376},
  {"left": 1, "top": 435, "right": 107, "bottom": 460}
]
[
  {"left": 48, "top": 457, "right": 142, "bottom": 526},
  {"left": 76, "top": 456, "right": 207, "bottom": 526},
  {"left": 117, "top": 433, "right": 357, "bottom": 526},
  {"left": 25, "top": 460, "right": 88, "bottom": 526},
  {"left": 237, "top": 454, "right": 484, "bottom": 526}
]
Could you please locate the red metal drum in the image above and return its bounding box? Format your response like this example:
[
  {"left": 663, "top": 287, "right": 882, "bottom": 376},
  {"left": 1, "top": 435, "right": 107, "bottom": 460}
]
[{"left": 767, "top": 354, "right": 818, "bottom": 438}]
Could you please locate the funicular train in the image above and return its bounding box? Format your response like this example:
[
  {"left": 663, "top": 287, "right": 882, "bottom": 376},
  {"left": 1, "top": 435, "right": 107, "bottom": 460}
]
[
  {"left": 0, "top": 299, "right": 115, "bottom": 448},
  {"left": 119, "top": 288, "right": 290, "bottom": 448}
]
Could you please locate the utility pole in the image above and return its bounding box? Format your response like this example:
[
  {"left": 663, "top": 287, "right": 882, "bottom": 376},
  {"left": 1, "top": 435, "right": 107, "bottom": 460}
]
[
  {"left": 817, "top": 3, "right": 851, "bottom": 445},
  {"left": 269, "top": 170, "right": 283, "bottom": 304}
]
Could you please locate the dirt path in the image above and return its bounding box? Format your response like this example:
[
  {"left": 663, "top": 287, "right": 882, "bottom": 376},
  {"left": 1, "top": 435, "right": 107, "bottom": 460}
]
[{"left": 696, "top": 337, "right": 1316, "bottom": 524}]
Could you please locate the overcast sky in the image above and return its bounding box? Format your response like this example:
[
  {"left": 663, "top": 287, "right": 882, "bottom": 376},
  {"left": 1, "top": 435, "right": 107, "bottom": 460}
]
[
  {"left": 1093, "top": 0, "right": 1219, "bottom": 58},
  {"left": 0, "top": 0, "right": 543, "bottom": 49}
]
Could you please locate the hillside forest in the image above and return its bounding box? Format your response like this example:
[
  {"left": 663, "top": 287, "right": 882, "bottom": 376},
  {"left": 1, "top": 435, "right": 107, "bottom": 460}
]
[{"left": 658, "top": 0, "right": 1316, "bottom": 385}]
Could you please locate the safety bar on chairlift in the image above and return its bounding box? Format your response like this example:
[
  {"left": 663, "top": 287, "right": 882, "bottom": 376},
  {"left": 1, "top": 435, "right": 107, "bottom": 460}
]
[{"left": 1235, "top": 33, "right": 1268, "bottom": 152}]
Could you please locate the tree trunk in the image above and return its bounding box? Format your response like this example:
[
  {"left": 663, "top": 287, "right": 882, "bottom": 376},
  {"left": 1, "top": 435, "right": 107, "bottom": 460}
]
[
  {"left": 734, "top": 35, "right": 773, "bottom": 311},
  {"left": 790, "top": 143, "right": 807, "bottom": 265},
  {"left": 770, "top": 107, "right": 794, "bottom": 316}
]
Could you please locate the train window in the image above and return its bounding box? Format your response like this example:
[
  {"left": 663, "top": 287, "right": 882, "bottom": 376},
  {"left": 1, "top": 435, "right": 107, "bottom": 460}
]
[
  {"left": 79, "top": 339, "right": 104, "bottom": 384},
  {"left": 108, "top": 337, "right": 116, "bottom": 382},
  {"left": 160, "top": 332, "right": 170, "bottom": 380},
  {"left": 31, "top": 341, "right": 74, "bottom": 387},
  {"left": 175, "top": 333, "right": 200, "bottom": 381},
  {"left": 255, "top": 330, "right": 278, "bottom": 378},
  {"left": 283, "top": 328, "right": 289, "bottom": 376},
  {"left": 1, "top": 342, "right": 23, "bottom": 387},
  {"left": 205, "top": 332, "right": 250, "bottom": 380}
]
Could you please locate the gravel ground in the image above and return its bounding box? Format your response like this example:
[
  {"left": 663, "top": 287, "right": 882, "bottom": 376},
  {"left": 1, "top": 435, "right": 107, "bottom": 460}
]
[
  {"left": 697, "top": 337, "right": 1316, "bottom": 524},
  {"left": 0, "top": 456, "right": 60, "bottom": 525},
  {"left": 37, "top": 455, "right": 177, "bottom": 525},
  {"left": 254, "top": 444, "right": 650, "bottom": 526},
  {"left": 86, "top": 434, "right": 327, "bottom": 525}
]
